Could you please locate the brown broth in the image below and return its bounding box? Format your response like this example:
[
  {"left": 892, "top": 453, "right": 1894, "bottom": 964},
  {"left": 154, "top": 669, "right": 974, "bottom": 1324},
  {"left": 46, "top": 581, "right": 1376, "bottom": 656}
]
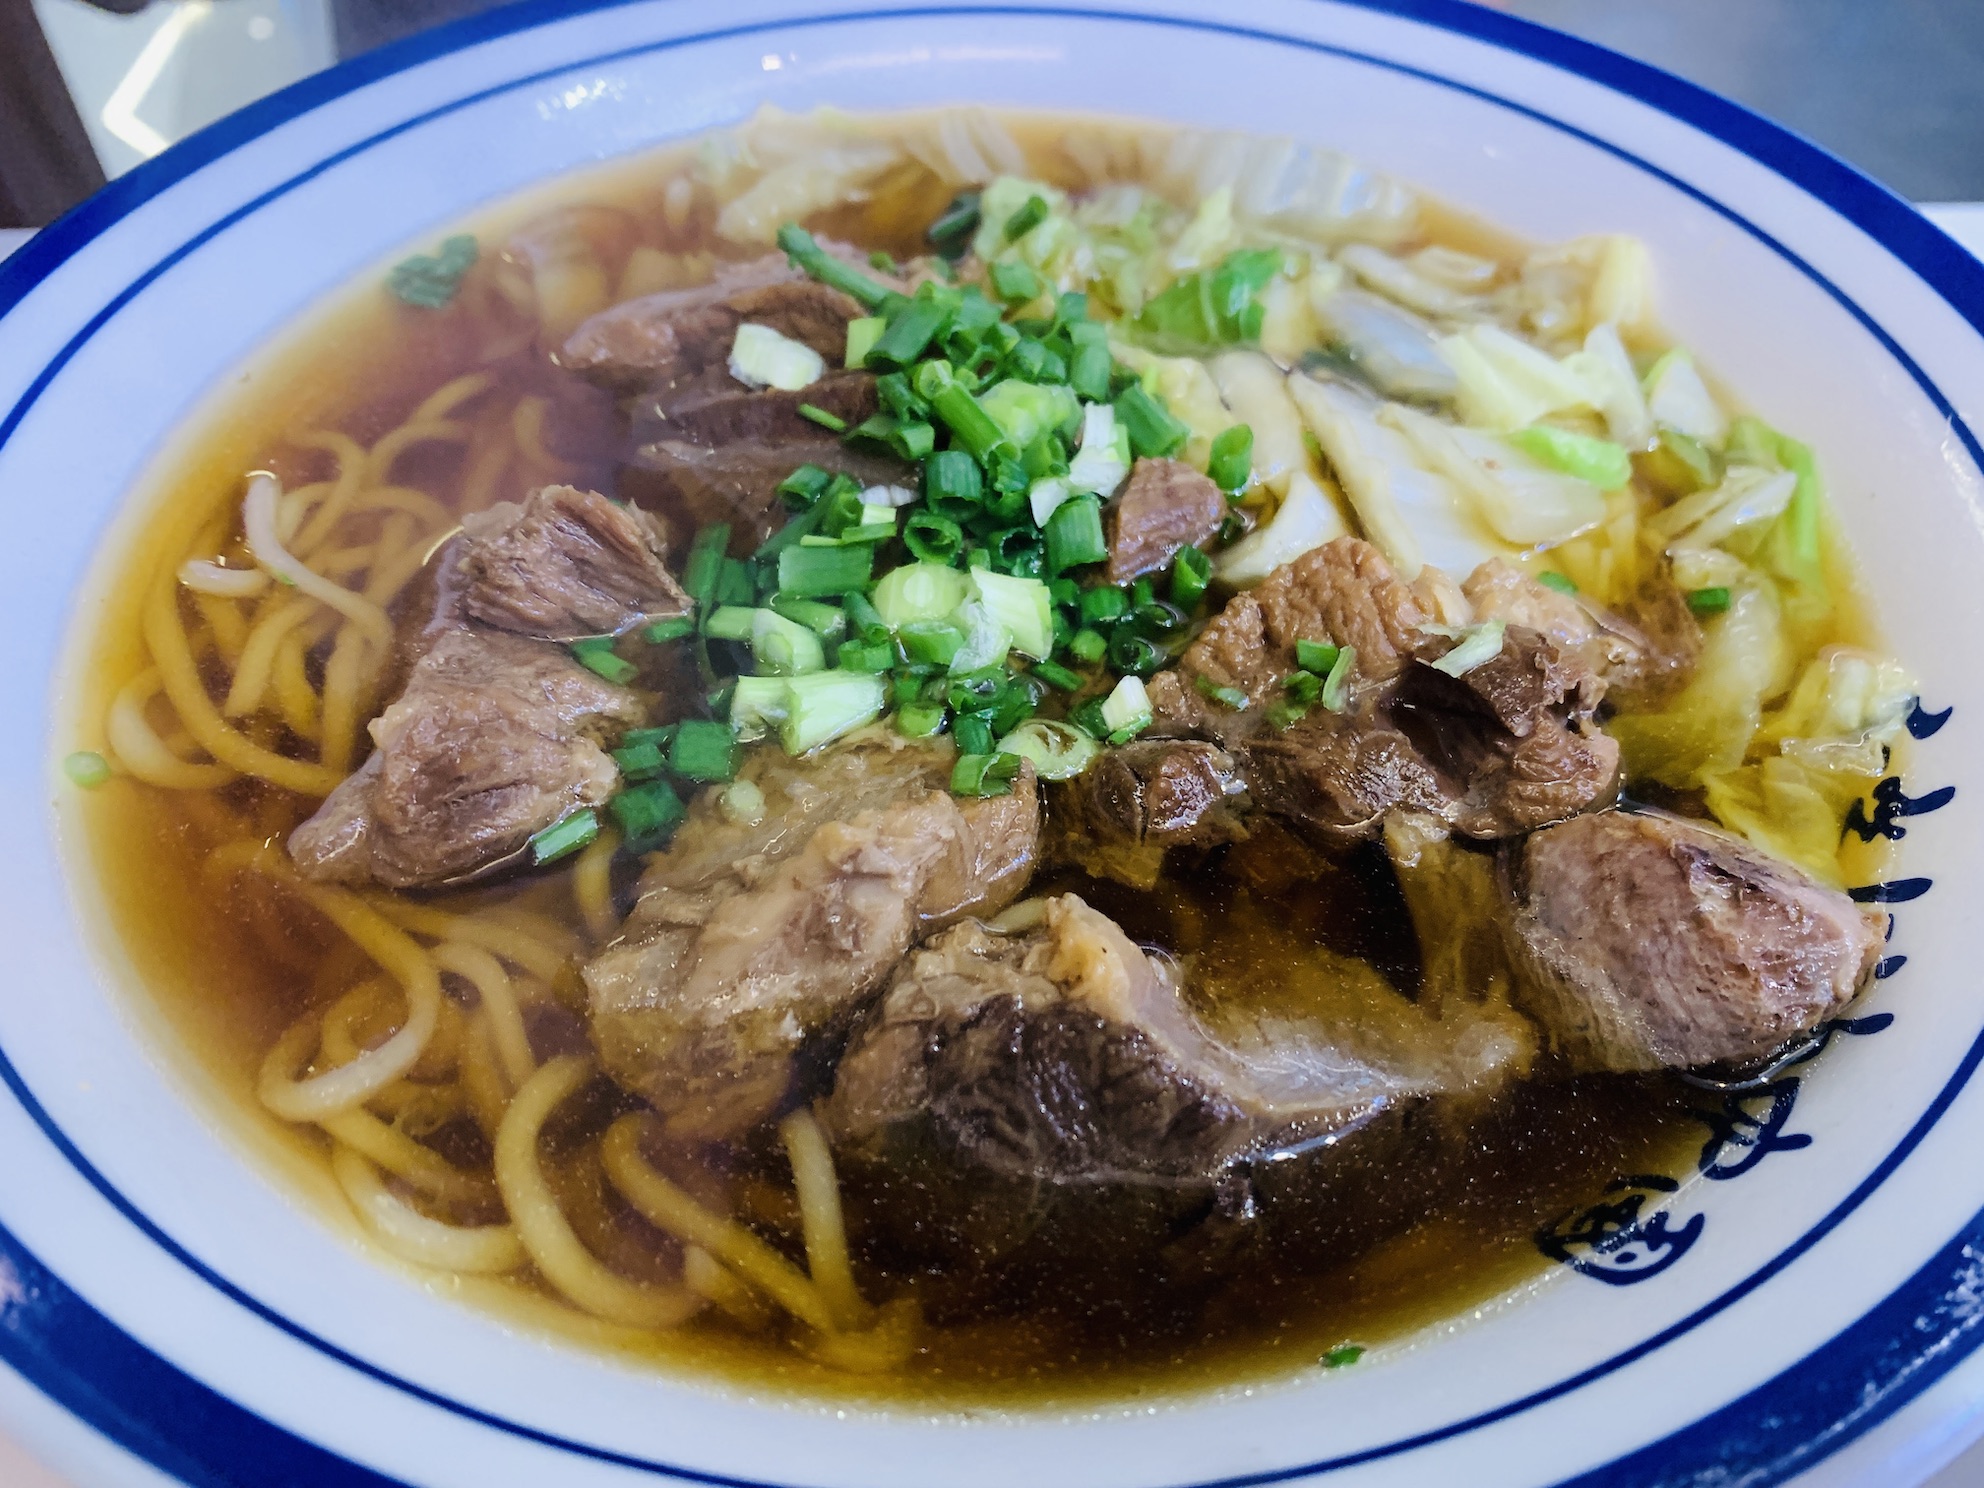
[{"left": 60, "top": 107, "right": 1879, "bottom": 1408}]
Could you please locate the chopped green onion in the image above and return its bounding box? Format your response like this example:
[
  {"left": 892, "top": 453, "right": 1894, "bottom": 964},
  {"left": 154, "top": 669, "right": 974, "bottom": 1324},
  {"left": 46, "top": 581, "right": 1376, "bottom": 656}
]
[
  {"left": 1427, "top": 620, "right": 1507, "bottom": 678},
  {"left": 970, "top": 569, "right": 1054, "bottom": 660},
  {"left": 682, "top": 523, "right": 730, "bottom": 606},
  {"left": 1079, "top": 586, "right": 1129, "bottom": 627},
  {"left": 1069, "top": 342, "right": 1112, "bottom": 404},
  {"left": 782, "top": 671, "right": 886, "bottom": 754},
  {"left": 1508, "top": 424, "right": 1632, "bottom": 490},
  {"left": 1294, "top": 639, "right": 1341, "bottom": 675},
  {"left": 904, "top": 510, "right": 965, "bottom": 564},
  {"left": 1114, "top": 384, "right": 1190, "bottom": 459},
  {"left": 528, "top": 808, "right": 599, "bottom": 866},
  {"left": 610, "top": 780, "right": 686, "bottom": 854},
  {"left": 643, "top": 616, "right": 695, "bottom": 643},
  {"left": 896, "top": 701, "right": 947, "bottom": 738},
  {"left": 775, "top": 224, "right": 893, "bottom": 311},
  {"left": 64, "top": 750, "right": 111, "bottom": 788},
  {"left": 1003, "top": 194, "right": 1049, "bottom": 243},
  {"left": 612, "top": 739, "right": 668, "bottom": 780},
  {"left": 930, "top": 382, "right": 1011, "bottom": 462},
  {"left": 777, "top": 542, "right": 872, "bottom": 598},
  {"left": 1266, "top": 700, "right": 1309, "bottom": 730},
  {"left": 753, "top": 609, "right": 827, "bottom": 675},
  {"left": 1321, "top": 645, "right": 1357, "bottom": 713},
  {"left": 1195, "top": 675, "right": 1248, "bottom": 710},
  {"left": 1536, "top": 571, "right": 1579, "bottom": 595},
  {"left": 844, "top": 316, "right": 885, "bottom": 368},
  {"left": 1170, "top": 545, "right": 1212, "bottom": 610},
  {"left": 669, "top": 720, "right": 740, "bottom": 782},
  {"left": 702, "top": 605, "right": 759, "bottom": 642},
  {"left": 769, "top": 596, "right": 847, "bottom": 640},
  {"left": 1687, "top": 585, "right": 1733, "bottom": 616},
  {"left": 1068, "top": 627, "right": 1107, "bottom": 664},
  {"left": 387, "top": 234, "right": 478, "bottom": 309},
  {"left": 729, "top": 676, "right": 790, "bottom": 742},
  {"left": 927, "top": 191, "right": 981, "bottom": 259},
  {"left": 1045, "top": 494, "right": 1107, "bottom": 573},
  {"left": 954, "top": 715, "right": 996, "bottom": 757},
  {"left": 843, "top": 590, "right": 891, "bottom": 644},
  {"left": 1283, "top": 669, "right": 1323, "bottom": 704},
  {"left": 978, "top": 379, "right": 1079, "bottom": 451},
  {"left": 715, "top": 557, "right": 756, "bottom": 607},
  {"left": 1099, "top": 674, "right": 1153, "bottom": 735},
  {"left": 777, "top": 464, "right": 833, "bottom": 507},
  {"left": 620, "top": 724, "right": 676, "bottom": 750},
  {"left": 900, "top": 620, "right": 966, "bottom": 667},
  {"left": 1031, "top": 661, "right": 1082, "bottom": 692},
  {"left": 869, "top": 295, "right": 952, "bottom": 369},
  {"left": 872, "top": 561, "right": 970, "bottom": 628},
  {"left": 569, "top": 637, "right": 637, "bottom": 685},
  {"left": 995, "top": 720, "right": 1099, "bottom": 780},
  {"left": 1321, "top": 1345, "right": 1365, "bottom": 1369},
  {"left": 991, "top": 259, "right": 1045, "bottom": 302},
  {"left": 837, "top": 638, "right": 895, "bottom": 672},
  {"left": 1208, "top": 424, "right": 1254, "bottom": 493},
  {"left": 1067, "top": 402, "right": 1131, "bottom": 496},
  {"left": 924, "top": 448, "right": 985, "bottom": 514},
  {"left": 951, "top": 751, "right": 1023, "bottom": 798},
  {"left": 797, "top": 403, "right": 848, "bottom": 433},
  {"left": 1128, "top": 247, "right": 1280, "bottom": 352}
]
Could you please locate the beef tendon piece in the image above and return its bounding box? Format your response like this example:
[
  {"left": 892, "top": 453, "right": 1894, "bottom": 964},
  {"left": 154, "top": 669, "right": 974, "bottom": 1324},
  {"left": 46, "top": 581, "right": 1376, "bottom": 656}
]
[
  {"left": 1047, "top": 739, "right": 1248, "bottom": 889},
  {"left": 1502, "top": 809, "right": 1887, "bottom": 1071},
  {"left": 453, "top": 484, "right": 690, "bottom": 639},
  {"left": 1106, "top": 457, "right": 1226, "bottom": 584},
  {"left": 289, "top": 627, "right": 641, "bottom": 887},
  {"left": 585, "top": 736, "right": 1039, "bottom": 1140},
  {"left": 630, "top": 438, "right": 914, "bottom": 549},
  {"left": 828, "top": 893, "right": 1527, "bottom": 1192}
]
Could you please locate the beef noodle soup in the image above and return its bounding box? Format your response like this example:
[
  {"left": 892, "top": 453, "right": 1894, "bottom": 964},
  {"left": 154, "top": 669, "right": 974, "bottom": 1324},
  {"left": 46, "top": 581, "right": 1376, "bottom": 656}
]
[{"left": 63, "top": 107, "right": 1910, "bottom": 1402}]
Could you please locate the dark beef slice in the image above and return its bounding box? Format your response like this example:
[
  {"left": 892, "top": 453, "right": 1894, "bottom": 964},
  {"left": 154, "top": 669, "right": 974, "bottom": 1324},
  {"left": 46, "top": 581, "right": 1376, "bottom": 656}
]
[
  {"left": 627, "top": 438, "right": 915, "bottom": 548},
  {"left": 288, "top": 627, "right": 640, "bottom": 888},
  {"left": 453, "top": 484, "right": 690, "bottom": 639},
  {"left": 1046, "top": 740, "right": 1248, "bottom": 889},
  {"left": 584, "top": 737, "right": 1039, "bottom": 1140},
  {"left": 1502, "top": 809, "right": 1886, "bottom": 1071},
  {"left": 557, "top": 254, "right": 860, "bottom": 393},
  {"left": 1105, "top": 458, "right": 1226, "bottom": 584},
  {"left": 632, "top": 367, "right": 882, "bottom": 449}
]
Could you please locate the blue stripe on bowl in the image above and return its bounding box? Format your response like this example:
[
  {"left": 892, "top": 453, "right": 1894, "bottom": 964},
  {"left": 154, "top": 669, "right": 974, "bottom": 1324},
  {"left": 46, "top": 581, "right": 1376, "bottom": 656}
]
[{"left": 0, "top": 4, "right": 1977, "bottom": 1485}]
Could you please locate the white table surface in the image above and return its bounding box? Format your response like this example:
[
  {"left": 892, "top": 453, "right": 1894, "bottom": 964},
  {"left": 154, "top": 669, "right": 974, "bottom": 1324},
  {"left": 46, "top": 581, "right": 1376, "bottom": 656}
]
[{"left": 7, "top": 206, "right": 1984, "bottom": 1488}]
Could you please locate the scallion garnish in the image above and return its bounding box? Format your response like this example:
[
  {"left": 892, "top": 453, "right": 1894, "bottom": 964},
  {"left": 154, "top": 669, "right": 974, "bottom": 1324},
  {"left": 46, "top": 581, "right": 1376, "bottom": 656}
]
[
  {"left": 1044, "top": 495, "right": 1107, "bottom": 574},
  {"left": 1170, "top": 545, "right": 1212, "bottom": 610},
  {"left": 1002, "top": 194, "right": 1049, "bottom": 243},
  {"left": 612, "top": 739, "right": 668, "bottom": 780},
  {"left": 797, "top": 402, "right": 849, "bottom": 433},
  {"left": 610, "top": 780, "right": 686, "bottom": 854},
  {"left": 1295, "top": 639, "right": 1341, "bottom": 675},
  {"left": 643, "top": 616, "right": 695, "bottom": 643},
  {"left": 63, "top": 750, "right": 111, "bottom": 788},
  {"left": 1536, "top": 570, "right": 1579, "bottom": 595},
  {"left": 682, "top": 523, "right": 730, "bottom": 606},
  {"left": 1194, "top": 675, "right": 1249, "bottom": 710},
  {"left": 1068, "top": 628, "right": 1107, "bottom": 664},
  {"left": 1687, "top": 585, "right": 1733, "bottom": 615},
  {"left": 570, "top": 637, "right": 637, "bottom": 685},
  {"left": 669, "top": 720, "right": 740, "bottom": 782},
  {"left": 1207, "top": 424, "right": 1254, "bottom": 493},
  {"left": 774, "top": 224, "right": 893, "bottom": 311},
  {"left": 1321, "top": 645, "right": 1357, "bottom": 713},
  {"left": 528, "top": 809, "right": 599, "bottom": 866},
  {"left": 777, "top": 542, "right": 873, "bottom": 598},
  {"left": 388, "top": 234, "right": 478, "bottom": 309}
]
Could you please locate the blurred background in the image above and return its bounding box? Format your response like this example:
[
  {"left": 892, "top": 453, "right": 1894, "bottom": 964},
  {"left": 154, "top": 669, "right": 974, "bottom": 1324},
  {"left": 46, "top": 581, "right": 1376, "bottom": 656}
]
[
  {"left": 4, "top": 0, "right": 1984, "bottom": 1484},
  {"left": 4, "top": 0, "right": 1984, "bottom": 226}
]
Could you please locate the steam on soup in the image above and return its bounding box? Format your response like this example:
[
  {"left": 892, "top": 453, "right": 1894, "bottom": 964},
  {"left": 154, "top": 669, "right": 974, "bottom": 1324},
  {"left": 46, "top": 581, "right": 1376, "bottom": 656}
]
[{"left": 64, "top": 106, "right": 1911, "bottom": 1401}]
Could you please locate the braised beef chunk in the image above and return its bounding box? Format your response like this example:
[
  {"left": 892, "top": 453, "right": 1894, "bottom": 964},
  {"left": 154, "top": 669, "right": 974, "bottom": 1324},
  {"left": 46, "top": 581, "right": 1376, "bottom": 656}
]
[
  {"left": 1237, "top": 625, "right": 1618, "bottom": 846},
  {"left": 557, "top": 254, "right": 861, "bottom": 393},
  {"left": 629, "top": 439, "right": 914, "bottom": 548},
  {"left": 453, "top": 484, "right": 690, "bottom": 639},
  {"left": 1106, "top": 458, "right": 1226, "bottom": 583},
  {"left": 585, "top": 737, "right": 1039, "bottom": 1140},
  {"left": 1047, "top": 740, "right": 1247, "bottom": 888},
  {"left": 1503, "top": 810, "right": 1886, "bottom": 1071},
  {"left": 288, "top": 628, "right": 640, "bottom": 887},
  {"left": 1149, "top": 537, "right": 1434, "bottom": 733},
  {"left": 1463, "top": 558, "right": 1702, "bottom": 712},
  {"left": 633, "top": 368, "right": 882, "bottom": 450}
]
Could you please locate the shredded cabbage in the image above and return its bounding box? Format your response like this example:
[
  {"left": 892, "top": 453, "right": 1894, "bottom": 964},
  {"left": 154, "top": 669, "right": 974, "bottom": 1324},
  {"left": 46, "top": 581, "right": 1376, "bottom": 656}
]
[
  {"left": 1563, "top": 322, "right": 1653, "bottom": 449},
  {"left": 1140, "top": 127, "right": 1420, "bottom": 247},
  {"left": 1338, "top": 244, "right": 1480, "bottom": 318},
  {"left": 1213, "top": 471, "right": 1351, "bottom": 587},
  {"left": 1311, "top": 287, "right": 1458, "bottom": 403},
  {"left": 1289, "top": 373, "right": 1489, "bottom": 580},
  {"left": 1381, "top": 404, "right": 1606, "bottom": 548},
  {"left": 1643, "top": 349, "right": 1729, "bottom": 446},
  {"left": 1439, "top": 323, "right": 1596, "bottom": 432}
]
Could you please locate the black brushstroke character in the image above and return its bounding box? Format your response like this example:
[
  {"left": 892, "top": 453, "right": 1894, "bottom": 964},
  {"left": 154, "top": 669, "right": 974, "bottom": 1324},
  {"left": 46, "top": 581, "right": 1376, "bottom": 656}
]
[
  {"left": 1845, "top": 776, "right": 1955, "bottom": 843},
  {"left": 1537, "top": 1175, "right": 1704, "bottom": 1285},
  {"left": 1693, "top": 1077, "right": 1813, "bottom": 1180}
]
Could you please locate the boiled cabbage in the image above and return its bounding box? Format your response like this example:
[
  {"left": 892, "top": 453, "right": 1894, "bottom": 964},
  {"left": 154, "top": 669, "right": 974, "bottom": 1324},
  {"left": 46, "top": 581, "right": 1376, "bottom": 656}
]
[
  {"left": 1214, "top": 471, "right": 1350, "bottom": 587},
  {"left": 1381, "top": 403, "right": 1605, "bottom": 550}
]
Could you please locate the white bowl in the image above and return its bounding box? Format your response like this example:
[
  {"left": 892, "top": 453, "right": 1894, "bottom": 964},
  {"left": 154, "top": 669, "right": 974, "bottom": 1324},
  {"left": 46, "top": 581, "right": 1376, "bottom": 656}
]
[{"left": 4, "top": 2, "right": 1984, "bottom": 1484}]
